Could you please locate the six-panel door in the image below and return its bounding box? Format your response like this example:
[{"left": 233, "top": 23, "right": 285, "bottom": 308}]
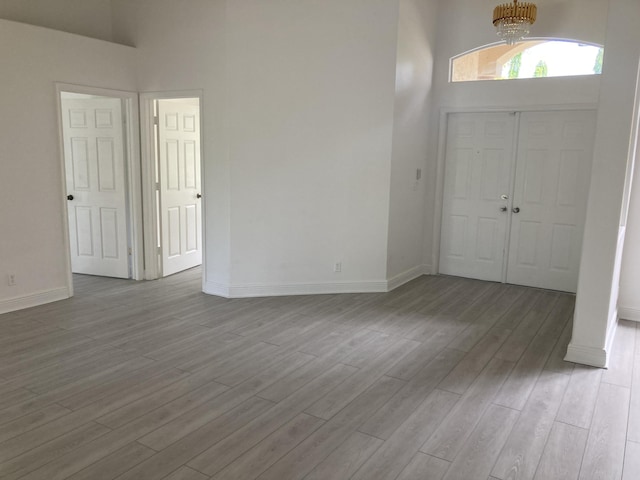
[
  {"left": 62, "top": 97, "right": 129, "bottom": 279},
  {"left": 506, "top": 110, "right": 597, "bottom": 292},
  {"left": 439, "top": 112, "right": 515, "bottom": 282},
  {"left": 158, "top": 99, "right": 203, "bottom": 277}
]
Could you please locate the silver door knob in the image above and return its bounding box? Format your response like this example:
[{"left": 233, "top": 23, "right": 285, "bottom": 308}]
[
  {"left": 512, "top": 207, "right": 520, "bottom": 213},
  {"left": 501, "top": 194, "right": 509, "bottom": 200},
  {"left": 500, "top": 206, "right": 508, "bottom": 212}
]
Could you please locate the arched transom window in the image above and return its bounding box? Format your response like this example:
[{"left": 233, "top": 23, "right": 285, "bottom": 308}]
[{"left": 451, "top": 39, "right": 604, "bottom": 82}]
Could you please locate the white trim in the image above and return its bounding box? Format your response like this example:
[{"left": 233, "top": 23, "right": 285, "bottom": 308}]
[
  {"left": 607, "top": 311, "right": 619, "bottom": 359},
  {"left": 564, "top": 343, "right": 608, "bottom": 368},
  {"left": 564, "top": 311, "right": 617, "bottom": 368},
  {"left": 205, "top": 280, "right": 389, "bottom": 299},
  {"left": 0, "top": 287, "right": 70, "bottom": 315},
  {"left": 387, "top": 264, "right": 431, "bottom": 291},
  {"left": 618, "top": 306, "right": 640, "bottom": 322},
  {"left": 54, "top": 83, "right": 144, "bottom": 288},
  {"left": 205, "top": 265, "right": 433, "bottom": 299},
  {"left": 203, "top": 281, "right": 231, "bottom": 298}
]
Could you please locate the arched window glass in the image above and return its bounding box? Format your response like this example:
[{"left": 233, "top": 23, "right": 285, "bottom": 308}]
[{"left": 451, "top": 40, "right": 604, "bottom": 82}]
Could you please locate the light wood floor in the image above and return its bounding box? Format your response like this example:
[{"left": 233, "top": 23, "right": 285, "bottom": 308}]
[{"left": 1, "top": 268, "right": 639, "bottom": 480}]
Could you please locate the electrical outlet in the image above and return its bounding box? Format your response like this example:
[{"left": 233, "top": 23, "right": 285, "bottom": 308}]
[
  {"left": 8, "top": 274, "right": 16, "bottom": 286},
  {"left": 334, "top": 262, "right": 342, "bottom": 273}
]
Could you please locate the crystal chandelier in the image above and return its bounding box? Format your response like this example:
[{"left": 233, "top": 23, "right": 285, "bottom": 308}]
[{"left": 493, "top": 0, "right": 537, "bottom": 45}]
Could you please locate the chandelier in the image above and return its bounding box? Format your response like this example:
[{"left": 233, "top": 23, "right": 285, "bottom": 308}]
[{"left": 493, "top": 0, "right": 537, "bottom": 45}]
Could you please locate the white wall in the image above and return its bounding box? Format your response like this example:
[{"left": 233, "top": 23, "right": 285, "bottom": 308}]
[
  {"left": 226, "top": 0, "right": 398, "bottom": 294},
  {"left": 567, "top": 0, "right": 640, "bottom": 367},
  {"left": 0, "top": 19, "right": 137, "bottom": 313},
  {"left": 387, "top": 0, "right": 439, "bottom": 282},
  {"left": 112, "top": 0, "right": 401, "bottom": 296},
  {"left": 0, "top": 0, "right": 115, "bottom": 42}
]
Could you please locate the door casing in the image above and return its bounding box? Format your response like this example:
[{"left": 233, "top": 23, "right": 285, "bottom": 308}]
[{"left": 55, "top": 83, "right": 143, "bottom": 296}]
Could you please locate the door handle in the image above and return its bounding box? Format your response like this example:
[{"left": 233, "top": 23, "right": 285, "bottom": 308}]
[
  {"left": 512, "top": 207, "right": 520, "bottom": 213},
  {"left": 196, "top": 193, "right": 202, "bottom": 199},
  {"left": 67, "top": 195, "right": 74, "bottom": 201},
  {"left": 500, "top": 206, "right": 508, "bottom": 212}
]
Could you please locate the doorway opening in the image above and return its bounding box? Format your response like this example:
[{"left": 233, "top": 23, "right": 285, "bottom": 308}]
[
  {"left": 57, "top": 84, "right": 143, "bottom": 295},
  {"left": 140, "top": 93, "right": 204, "bottom": 281}
]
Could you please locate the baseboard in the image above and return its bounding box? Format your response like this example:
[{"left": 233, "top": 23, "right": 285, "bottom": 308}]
[
  {"left": 204, "top": 279, "right": 388, "bottom": 299},
  {"left": 203, "top": 280, "right": 231, "bottom": 298},
  {"left": 564, "top": 343, "right": 608, "bottom": 368},
  {"left": 564, "top": 310, "right": 617, "bottom": 369},
  {"left": 0, "top": 287, "right": 70, "bottom": 315},
  {"left": 386, "top": 264, "right": 431, "bottom": 291},
  {"left": 618, "top": 305, "right": 640, "bottom": 322}
]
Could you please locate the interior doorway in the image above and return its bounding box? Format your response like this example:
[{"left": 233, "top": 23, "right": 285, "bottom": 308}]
[
  {"left": 141, "top": 93, "right": 204, "bottom": 279},
  {"left": 57, "top": 85, "right": 143, "bottom": 291}
]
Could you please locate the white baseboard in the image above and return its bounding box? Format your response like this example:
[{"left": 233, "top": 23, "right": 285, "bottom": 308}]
[
  {"left": 204, "top": 264, "right": 433, "bottom": 299},
  {"left": 204, "top": 279, "right": 389, "bottom": 299},
  {"left": 564, "top": 310, "right": 618, "bottom": 369},
  {"left": 203, "top": 280, "right": 231, "bottom": 298},
  {"left": 618, "top": 305, "right": 640, "bottom": 322},
  {"left": 0, "top": 287, "right": 70, "bottom": 315},
  {"left": 564, "top": 343, "right": 608, "bottom": 368},
  {"left": 386, "top": 264, "right": 431, "bottom": 291}
]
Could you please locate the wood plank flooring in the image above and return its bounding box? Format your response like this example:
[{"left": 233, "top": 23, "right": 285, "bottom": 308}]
[{"left": 1, "top": 268, "right": 638, "bottom": 480}]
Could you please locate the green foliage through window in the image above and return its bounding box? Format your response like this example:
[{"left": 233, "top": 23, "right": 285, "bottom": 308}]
[
  {"left": 508, "top": 53, "right": 523, "bottom": 79},
  {"left": 534, "top": 60, "right": 548, "bottom": 78},
  {"left": 593, "top": 48, "right": 604, "bottom": 74}
]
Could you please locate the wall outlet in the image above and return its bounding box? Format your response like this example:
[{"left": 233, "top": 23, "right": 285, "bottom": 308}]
[
  {"left": 8, "top": 274, "right": 16, "bottom": 286},
  {"left": 334, "top": 262, "right": 342, "bottom": 273}
]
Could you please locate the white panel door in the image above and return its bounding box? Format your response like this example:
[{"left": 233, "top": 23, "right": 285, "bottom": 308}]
[
  {"left": 62, "top": 97, "right": 129, "bottom": 278},
  {"left": 158, "top": 100, "right": 202, "bottom": 276},
  {"left": 439, "top": 113, "right": 516, "bottom": 282},
  {"left": 506, "top": 110, "right": 596, "bottom": 293}
]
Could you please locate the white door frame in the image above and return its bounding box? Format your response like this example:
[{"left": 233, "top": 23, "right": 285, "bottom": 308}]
[
  {"left": 432, "top": 103, "right": 598, "bottom": 276},
  {"left": 55, "top": 82, "right": 144, "bottom": 296},
  {"left": 139, "top": 90, "right": 205, "bottom": 284}
]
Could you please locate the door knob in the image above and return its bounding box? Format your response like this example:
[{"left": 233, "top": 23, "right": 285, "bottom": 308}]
[
  {"left": 512, "top": 207, "right": 520, "bottom": 213},
  {"left": 196, "top": 193, "right": 202, "bottom": 199},
  {"left": 501, "top": 194, "right": 509, "bottom": 200},
  {"left": 500, "top": 206, "right": 508, "bottom": 212},
  {"left": 67, "top": 195, "right": 74, "bottom": 201}
]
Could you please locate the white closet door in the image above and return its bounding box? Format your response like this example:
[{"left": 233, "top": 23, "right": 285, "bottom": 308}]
[
  {"left": 506, "top": 110, "right": 597, "bottom": 293},
  {"left": 439, "top": 113, "right": 516, "bottom": 282}
]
